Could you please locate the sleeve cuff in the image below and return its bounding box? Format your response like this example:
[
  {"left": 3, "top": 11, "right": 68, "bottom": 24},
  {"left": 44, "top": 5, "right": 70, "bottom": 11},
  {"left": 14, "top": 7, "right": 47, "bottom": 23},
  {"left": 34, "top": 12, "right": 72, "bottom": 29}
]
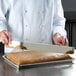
[
  {"left": 0, "top": 27, "right": 7, "bottom": 32},
  {"left": 53, "top": 29, "right": 67, "bottom": 38}
]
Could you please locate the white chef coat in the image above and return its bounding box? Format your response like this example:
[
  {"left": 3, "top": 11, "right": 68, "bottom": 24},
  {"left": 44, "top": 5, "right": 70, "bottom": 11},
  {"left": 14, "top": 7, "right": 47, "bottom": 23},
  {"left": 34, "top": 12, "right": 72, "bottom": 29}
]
[{"left": 0, "top": 0, "right": 66, "bottom": 44}]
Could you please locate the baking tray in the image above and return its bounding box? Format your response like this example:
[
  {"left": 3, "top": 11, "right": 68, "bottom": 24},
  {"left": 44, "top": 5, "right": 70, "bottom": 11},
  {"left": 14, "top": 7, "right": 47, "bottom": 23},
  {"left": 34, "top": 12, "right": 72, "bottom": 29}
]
[
  {"left": 3, "top": 43, "right": 74, "bottom": 69},
  {"left": 3, "top": 55, "right": 73, "bottom": 69}
]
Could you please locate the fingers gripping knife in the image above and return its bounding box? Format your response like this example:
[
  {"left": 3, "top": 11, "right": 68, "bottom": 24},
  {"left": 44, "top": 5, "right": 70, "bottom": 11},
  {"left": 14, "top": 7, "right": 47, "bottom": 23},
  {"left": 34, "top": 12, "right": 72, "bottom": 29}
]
[{"left": 4, "top": 41, "right": 27, "bottom": 54}]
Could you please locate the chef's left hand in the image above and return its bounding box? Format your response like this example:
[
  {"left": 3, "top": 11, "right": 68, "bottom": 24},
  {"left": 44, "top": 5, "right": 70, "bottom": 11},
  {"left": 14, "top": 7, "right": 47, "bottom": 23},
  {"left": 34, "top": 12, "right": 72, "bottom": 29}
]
[{"left": 53, "top": 33, "right": 69, "bottom": 46}]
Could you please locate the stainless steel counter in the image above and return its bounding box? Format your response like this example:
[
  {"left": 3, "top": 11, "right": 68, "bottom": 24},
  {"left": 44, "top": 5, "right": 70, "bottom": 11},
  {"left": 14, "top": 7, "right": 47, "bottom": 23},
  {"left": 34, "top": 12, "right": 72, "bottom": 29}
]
[{"left": 0, "top": 57, "right": 76, "bottom": 76}]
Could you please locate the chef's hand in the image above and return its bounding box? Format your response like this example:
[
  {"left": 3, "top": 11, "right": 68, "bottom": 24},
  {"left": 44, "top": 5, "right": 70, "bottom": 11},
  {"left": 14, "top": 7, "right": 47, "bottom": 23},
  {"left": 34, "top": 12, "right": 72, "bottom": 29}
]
[
  {"left": 0, "top": 30, "right": 12, "bottom": 45},
  {"left": 53, "top": 33, "right": 69, "bottom": 46}
]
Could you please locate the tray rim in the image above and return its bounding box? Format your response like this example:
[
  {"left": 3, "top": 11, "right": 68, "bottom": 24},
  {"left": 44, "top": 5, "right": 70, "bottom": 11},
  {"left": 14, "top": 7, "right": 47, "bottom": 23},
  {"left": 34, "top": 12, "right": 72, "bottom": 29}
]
[{"left": 2, "top": 55, "right": 74, "bottom": 69}]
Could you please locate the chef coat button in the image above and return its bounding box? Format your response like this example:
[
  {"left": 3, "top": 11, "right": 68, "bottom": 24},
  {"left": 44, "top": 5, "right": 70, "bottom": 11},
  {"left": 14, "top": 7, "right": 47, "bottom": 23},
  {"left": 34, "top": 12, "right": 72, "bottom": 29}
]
[
  {"left": 25, "top": 10, "right": 27, "bottom": 13},
  {"left": 25, "top": 25, "right": 28, "bottom": 27},
  {"left": 40, "top": 25, "right": 42, "bottom": 29},
  {"left": 26, "top": 38, "right": 29, "bottom": 41},
  {"left": 42, "top": 39, "right": 44, "bottom": 42},
  {"left": 42, "top": 10, "right": 45, "bottom": 13}
]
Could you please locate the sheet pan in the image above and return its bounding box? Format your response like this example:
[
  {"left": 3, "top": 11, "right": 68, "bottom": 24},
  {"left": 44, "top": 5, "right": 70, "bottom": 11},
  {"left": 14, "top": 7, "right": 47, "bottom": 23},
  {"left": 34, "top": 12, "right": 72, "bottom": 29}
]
[
  {"left": 3, "top": 43, "right": 74, "bottom": 69},
  {"left": 3, "top": 55, "right": 73, "bottom": 69}
]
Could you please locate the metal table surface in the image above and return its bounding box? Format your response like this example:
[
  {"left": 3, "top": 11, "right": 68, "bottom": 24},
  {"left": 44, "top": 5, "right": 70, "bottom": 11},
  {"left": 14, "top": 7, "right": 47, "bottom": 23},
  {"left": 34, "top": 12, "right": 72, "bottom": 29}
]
[{"left": 0, "top": 56, "right": 76, "bottom": 76}]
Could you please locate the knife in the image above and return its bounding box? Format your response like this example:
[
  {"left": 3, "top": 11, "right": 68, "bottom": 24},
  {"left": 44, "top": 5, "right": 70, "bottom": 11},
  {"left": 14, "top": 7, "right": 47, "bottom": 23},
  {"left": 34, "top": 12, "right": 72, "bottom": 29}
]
[{"left": 4, "top": 41, "right": 27, "bottom": 54}]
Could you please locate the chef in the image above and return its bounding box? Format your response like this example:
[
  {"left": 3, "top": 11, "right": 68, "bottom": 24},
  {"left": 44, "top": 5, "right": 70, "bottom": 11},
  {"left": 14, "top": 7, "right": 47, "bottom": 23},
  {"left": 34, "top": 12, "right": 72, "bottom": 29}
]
[{"left": 0, "top": 0, "right": 68, "bottom": 45}]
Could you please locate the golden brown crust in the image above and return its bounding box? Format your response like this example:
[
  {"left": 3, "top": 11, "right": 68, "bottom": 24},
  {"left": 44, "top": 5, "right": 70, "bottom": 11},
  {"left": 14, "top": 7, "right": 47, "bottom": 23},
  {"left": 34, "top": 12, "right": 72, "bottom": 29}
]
[{"left": 6, "top": 51, "right": 72, "bottom": 65}]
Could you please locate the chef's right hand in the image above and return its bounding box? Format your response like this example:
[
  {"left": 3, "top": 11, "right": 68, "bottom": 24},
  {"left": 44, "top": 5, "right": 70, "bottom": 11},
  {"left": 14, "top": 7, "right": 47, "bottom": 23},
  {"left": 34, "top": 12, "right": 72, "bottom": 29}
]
[{"left": 0, "top": 30, "right": 12, "bottom": 45}]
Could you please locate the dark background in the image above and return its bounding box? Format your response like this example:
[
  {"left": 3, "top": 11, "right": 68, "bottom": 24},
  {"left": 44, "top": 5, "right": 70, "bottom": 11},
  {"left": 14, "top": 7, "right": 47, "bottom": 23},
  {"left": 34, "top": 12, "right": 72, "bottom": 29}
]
[
  {"left": 62, "top": 0, "right": 76, "bottom": 47},
  {"left": 0, "top": 43, "right": 4, "bottom": 55},
  {"left": 62, "top": 0, "right": 76, "bottom": 12}
]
